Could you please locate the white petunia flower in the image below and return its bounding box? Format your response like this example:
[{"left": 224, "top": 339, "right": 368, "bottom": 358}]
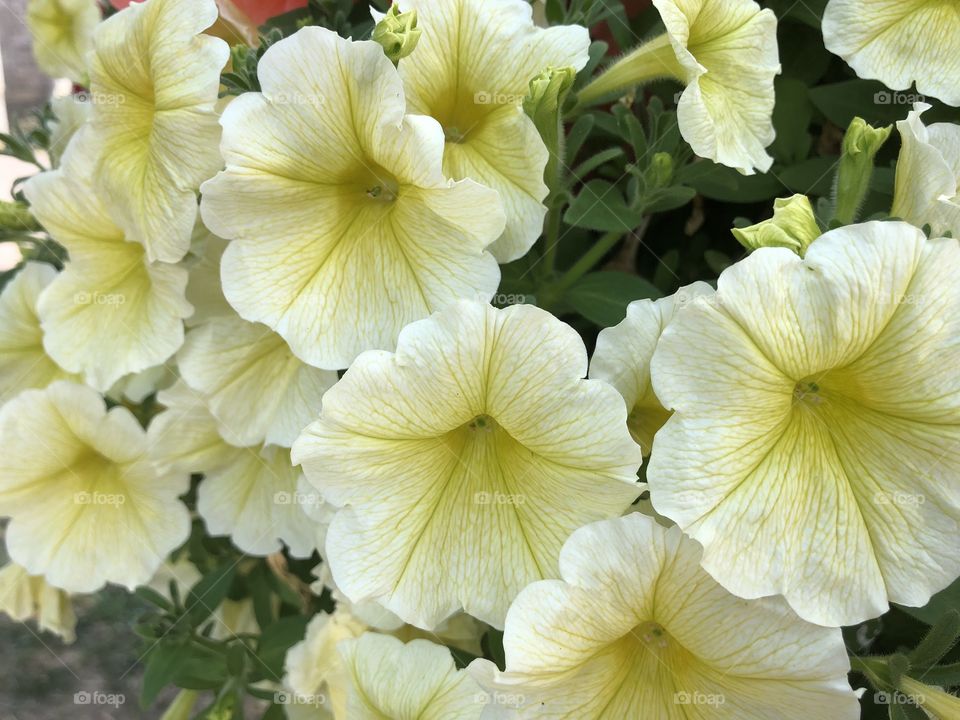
[
  {"left": 589, "top": 282, "right": 711, "bottom": 455},
  {"left": 88, "top": 0, "right": 229, "bottom": 262},
  {"left": 577, "top": 0, "right": 780, "bottom": 174},
  {"left": 0, "top": 562, "right": 77, "bottom": 643},
  {"left": 648, "top": 221, "right": 960, "bottom": 626},
  {"left": 177, "top": 315, "right": 337, "bottom": 448},
  {"left": 892, "top": 103, "right": 960, "bottom": 238},
  {"left": 0, "top": 381, "right": 191, "bottom": 593},
  {"left": 25, "top": 0, "right": 100, "bottom": 84},
  {"left": 0, "top": 262, "right": 77, "bottom": 404},
  {"left": 49, "top": 93, "right": 92, "bottom": 167},
  {"left": 339, "top": 633, "right": 485, "bottom": 719},
  {"left": 24, "top": 132, "right": 192, "bottom": 391},
  {"left": 470, "top": 513, "right": 861, "bottom": 719},
  {"left": 389, "top": 0, "right": 590, "bottom": 261},
  {"left": 201, "top": 26, "right": 504, "bottom": 370},
  {"left": 293, "top": 300, "right": 641, "bottom": 629},
  {"left": 822, "top": 0, "right": 960, "bottom": 107}
]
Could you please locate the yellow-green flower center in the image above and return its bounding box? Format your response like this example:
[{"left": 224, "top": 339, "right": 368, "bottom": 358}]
[
  {"left": 793, "top": 379, "right": 823, "bottom": 406},
  {"left": 360, "top": 163, "right": 400, "bottom": 203}
]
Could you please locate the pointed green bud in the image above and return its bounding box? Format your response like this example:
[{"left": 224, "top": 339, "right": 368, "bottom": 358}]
[
  {"left": 831, "top": 117, "right": 892, "bottom": 226},
  {"left": 373, "top": 5, "right": 422, "bottom": 66},
  {"left": 0, "top": 200, "right": 40, "bottom": 232},
  {"left": 732, "top": 194, "right": 821, "bottom": 256},
  {"left": 900, "top": 676, "right": 960, "bottom": 719},
  {"left": 645, "top": 152, "right": 674, "bottom": 189},
  {"left": 523, "top": 66, "right": 577, "bottom": 191}
]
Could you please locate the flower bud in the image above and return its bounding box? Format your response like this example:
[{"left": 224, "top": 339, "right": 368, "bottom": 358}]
[
  {"left": 523, "top": 66, "right": 577, "bottom": 190},
  {"left": 732, "top": 194, "right": 820, "bottom": 256},
  {"left": 373, "top": 5, "right": 422, "bottom": 65}
]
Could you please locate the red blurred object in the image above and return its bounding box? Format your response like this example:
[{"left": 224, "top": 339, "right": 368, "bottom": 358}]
[{"left": 108, "top": 0, "right": 308, "bottom": 25}]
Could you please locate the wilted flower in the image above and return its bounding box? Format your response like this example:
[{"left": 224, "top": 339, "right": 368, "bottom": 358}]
[
  {"left": 25, "top": 0, "right": 100, "bottom": 83},
  {"left": 201, "top": 27, "right": 504, "bottom": 369},
  {"left": 293, "top": 300, "right": 641, "bottom": 629},
  {"left": 0, "top": 382, "right": 191, "bottom": 592},
  {"left": 469, "top": 513, "right": 861, "bottom": 718},
  {"left": 649, "top": 221, "right": 960, "bottom": 626}
]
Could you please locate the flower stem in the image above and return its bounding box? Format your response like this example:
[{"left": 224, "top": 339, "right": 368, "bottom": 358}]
[{"left": 541, "top": 229, "right": 624, "bottom": 308}]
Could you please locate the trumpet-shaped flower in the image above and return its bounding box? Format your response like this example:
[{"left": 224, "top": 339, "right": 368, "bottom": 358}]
[
  {"left": 147, "top": 382, "right": 318, "bottom": 557},
  {"left": 25, "top": 0, "right": 100, "bottom": 84},
  {"left": 338, "top": 633, "right": 484, "bottom": 719},
  {"left": 0, "top": 562, "right": 76, "bottom": 643},
  {"left": 24, "top": 132, "right": 192, "bottom": 391},
  {"left": 589, "top": 282, "right": 711, "bottom": 455},
  {"left": 0, "top": 262, "right": 77, "bottom": 404},
  {"left": 87, "top": 0, "right": 228, "bottom": 262},
  {"left": 648, "top": 221, "right": 960, "bottom": 626},
  {"left": 469, "top": 513, "right": 860, "bottom": 719},
  {"left": 822, "top": 0, "right": 960, "bottom": 107},
  {"left": 389, "top": 0, "right": 590, "bottom": 261},
  {"left": 293, "top": 300, "right": 641, "bottom": 629},
  {"left": 178, "top": 315, "right": 337, "bottom": 447},
  {"left": 201, "top": 27, "right": 504, "bottom": 370},
  {"left": 0, "top": 382, "right": 191, "bottom": 593},
  {"left": 577, "top": 0, "right": 779, "bottom": 174},
  {"left": 892, "top": 103, "right": 960, "bottom": 238}
]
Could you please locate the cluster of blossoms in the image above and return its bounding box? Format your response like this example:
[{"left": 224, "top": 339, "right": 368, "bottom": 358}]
[{"left": 2, "top": 0, "right": 960, "bottom": 717}]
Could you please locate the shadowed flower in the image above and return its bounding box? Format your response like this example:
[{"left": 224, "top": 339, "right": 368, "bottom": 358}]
[
  {"left": 25, "top": 0, "right": 100, "bottom": 83},
  {"left": 201, "top": 27, "right": 504, "bottom": 370},
  {"left": 0, "top": 382, "right": 191, "bottom": 592},
  {"left": 293, "top": 300, "right": 641, "bottom": 629},
  {"left": 88, "top": 0, "right": 229, "bottom": 263},
  {"left": 822, "top": 0, "right": 960, "bottom": 107},
  {"left": 390, "top": 0, "right": 590, "bottom": 261},
  {"left": 469, "top": 513, "right": 861, "bottom": 718},
  {"left": 648, "top": 221, "right": 960, "bottom": 626}
]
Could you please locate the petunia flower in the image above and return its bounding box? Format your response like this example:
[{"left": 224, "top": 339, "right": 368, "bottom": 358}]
[
  {"left": 0, "top": 262, "right": 77, "bottom": 404},
  {"left": 822, "top": 0, "right": 960, "bottom": 107},
  {"left": 338, "top": 633, "right": 485, "bottom": 719},
  {"left": 389, "top": 0, "right": 590, "bottom": 261},
  {"left": 899, "top": 677, "right": 960, "bottom": 718},
  {"left": 469, "top": 513, "right": 861, "bottom": 718},
  {"left": 293, "top": 300, "right": 642, "bottom": 629},
  {"left": 25, "top": 0, "right": 100, "bottom": 84},
  {"left": 48, "top": 93, "right": 92, "bottom": 167},
  {"left": 0, "top": 562, "right": 77, "bottom": 643},
  {"left": 0, "top": 381, "right": 191, "bottom": 593},
  {"left": 24, "top": 131, "right": 193, "bottom": 391},
  {"left": 576, "top": 0, "right": 780, "bottom": 174},
  {"left": 201, "top": 27, "right": 504, "bottom": 370},
  {"left": 648, "top": 221, "right": 960, "bottom": 626},
  {"left": 589, "top": 282, "right": 711, "bottom": 455},
  {"left": 147, "top": 382, "right": 318, "bottom": 557},
  {"left": 87, "top": 0, "right": 229, "bottom": 263},
  {"left": 891, "top": 103, "right": 960, "bottom": 238},
  {"left": 177, "top": 315, "right": 337, "bottom": 447}
]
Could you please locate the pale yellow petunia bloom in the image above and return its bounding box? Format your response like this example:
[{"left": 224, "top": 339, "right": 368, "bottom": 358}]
[
  {"left": 0, "top": 381, "right": 191, "bottom": 593},
  {"left": 0, "top": 562, "right": 76, "bottom": 643},
  {"left": 201, "top": 27, "right": 505, "bottom": 370},
  {"left": 24, "top": 131, "right": 193, "bottom": 391},
  {"left": 892, "top": 103, "right": 960, "bottom": 238},
  {"left": 469, "top": 513, "right": 861, "bottom": 719},
  {"left": 0, "top": 262, "right": 77, "bottom": 405},
  {"left": 589, "top": 282, "right": 711, "bottom": 455},
  {"left": 648, "top": 221, "right": 960, "bottom": 626},
  {"left": 88, "top": 0, "right": 229, "bottom": 263},
  {"left": 390, "top": 0, "right": 591, "bottom": 261},
  {"left": 293, "top": 300, "right": 641, "bottom": 629},
  {"left": 25, "top": 0, "right": 100, "bottom": 84},
  {"left": 822, "top": 0, "right": 960, "bottom": 107}
]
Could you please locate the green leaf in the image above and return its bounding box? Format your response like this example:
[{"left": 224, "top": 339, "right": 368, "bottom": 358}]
[
  {"left": 908, "top": 610, "right": 960, "bottom": 669},
  {"left": 172, "top": 654, "right": 229, "bottom": 690},
  {"left": 898, "top": 576, "right": 960, "bottom": 625},
  {"left": 919, "top": 661, "right": 960, "bottom": 687},
  {"left": 254, "top": 615, "right": 310, "bottom": 681},
  {"left": 565, "top": 114, "right": 595, "bottom": 167},
  {"left": 142, "top": 641, "right": 189, "bottom": 708},
  {"left": 564, "top": 180, "right": 645, "bottom": 232},
  {"left": 776, "top": 157, "right": 839, "bottom": 197},
  {"left": 808, "top": 80, "right": 957, "bottom": 128},
  {"left": 185, "top": 562, "right": 237, "bottom": 627},
  {"left": 565, "top": 272, "right": 662, "bottom": 327},
  {"left": 770, "top": 77, "right": 813, "bottom": 165},
  {"left": 679, "top": 162, "right": 781, "bottom": 203},
  {"left": 638, "top": 185, "right": 696, "bottom": 214}
]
